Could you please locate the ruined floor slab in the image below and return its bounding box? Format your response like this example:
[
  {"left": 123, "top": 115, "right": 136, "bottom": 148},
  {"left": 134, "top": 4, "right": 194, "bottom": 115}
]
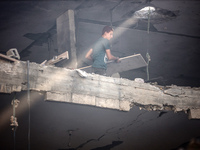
[{"left": 0, "top": 59, "right": 200, "bottom": 118}]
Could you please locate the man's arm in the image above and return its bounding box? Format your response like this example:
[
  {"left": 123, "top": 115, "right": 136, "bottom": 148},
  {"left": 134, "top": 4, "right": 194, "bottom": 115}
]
[
  {"left": 85, "top": 49, "right": 93, "bottom": 60},
  {"left": 106, "top": 49, "right": 120, "bottom": 63}
]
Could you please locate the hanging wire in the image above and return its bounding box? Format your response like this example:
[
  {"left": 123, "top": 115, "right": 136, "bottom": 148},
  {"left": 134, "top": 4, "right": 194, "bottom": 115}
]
[
  {"left": 27, "top": 60, "right": 31, "bottom": 150},
  {"left": 12, "top": 95, "right": 16, "bottom": 150},
  {"left": 146, "top": 6, "right": 151, "bottom": 81},
  {"left": 110, "top": 9, "right": 113, "bottom": 27},
  {"left": 48, "top": 37, "right": 51, "bottom": 60},
  {"left": 10, "top": 93, "right": 20, "bottom": 150},
  {"left": 12, "top": 94, "right": 16, "bottom": 150},
  {"left": 13, "top": 127, "right": 16, "bottom": 150},
  {"left": 109, "top": 0, "right": 122, "bottom": 28}
]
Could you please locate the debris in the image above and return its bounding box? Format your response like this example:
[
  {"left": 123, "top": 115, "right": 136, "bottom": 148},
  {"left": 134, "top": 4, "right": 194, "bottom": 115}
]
[
  {"left": 76, "top": 69, "right": 88, "bottom": 78},
  {"left": 41, "top": 51, "right": 69, "bottom": 66},
  {"left": 10, "top": 116, "right": 18, "bottom": 128},
  {"left": 6, "top": 48, "right": 20, "bottom": 60},
  {"left": 134, "top": 78, "right": 144, "bottom": 83}
]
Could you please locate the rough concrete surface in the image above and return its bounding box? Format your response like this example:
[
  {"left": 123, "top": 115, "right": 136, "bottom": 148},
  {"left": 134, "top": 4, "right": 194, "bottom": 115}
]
[{"left": 0, "top": 60, "right": 199, "bottom": 118}]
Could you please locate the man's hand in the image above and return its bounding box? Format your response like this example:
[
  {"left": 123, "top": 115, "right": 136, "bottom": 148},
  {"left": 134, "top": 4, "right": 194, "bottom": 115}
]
[
  {"left": 106, "top": 49, "right": 121, "bottom": 63},
  {"left": 115, "top": 57, "right": 121, "bottom": 63}
]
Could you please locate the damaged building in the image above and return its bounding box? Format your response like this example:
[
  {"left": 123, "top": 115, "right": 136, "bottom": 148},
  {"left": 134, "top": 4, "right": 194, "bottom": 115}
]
[{"left": 0, "top": 0, "right": 200, "bottom": 150}]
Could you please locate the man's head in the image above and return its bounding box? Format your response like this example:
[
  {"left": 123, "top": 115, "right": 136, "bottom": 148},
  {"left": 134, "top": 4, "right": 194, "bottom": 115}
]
[{"left": 102, "top": 26, "right": 113, "bottom": 40}]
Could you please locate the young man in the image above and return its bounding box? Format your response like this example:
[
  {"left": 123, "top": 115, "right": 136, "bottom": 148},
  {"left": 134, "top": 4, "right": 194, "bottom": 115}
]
[{"left": 85, "top": 26, "right": 120, "bottom": 76}]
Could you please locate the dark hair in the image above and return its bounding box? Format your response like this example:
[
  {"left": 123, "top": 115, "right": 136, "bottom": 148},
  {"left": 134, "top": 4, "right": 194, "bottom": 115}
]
[{"left": 102, "top": 26, "right": 113, "bottom": 35}]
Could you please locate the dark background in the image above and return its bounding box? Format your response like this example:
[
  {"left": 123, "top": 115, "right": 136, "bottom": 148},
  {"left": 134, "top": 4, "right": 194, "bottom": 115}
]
[{"left": 0, "top": 0, "right": 200, "bottom": 150}]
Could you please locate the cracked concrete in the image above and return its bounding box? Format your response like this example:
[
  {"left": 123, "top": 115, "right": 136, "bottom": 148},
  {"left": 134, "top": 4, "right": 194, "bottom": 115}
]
[{"left": 0, "top": 60, "right": 199, "bottom": 119}]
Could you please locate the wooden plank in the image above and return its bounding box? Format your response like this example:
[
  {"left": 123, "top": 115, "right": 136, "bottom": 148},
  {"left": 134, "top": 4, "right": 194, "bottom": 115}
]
[
  {"left": 45, "top": 51, "right": 69, "bottom": 65},
  {"left": 79, "top": 54, "right": 147, "bottom": 76},
  {"left": 0, "top": 53, "right": 19, "bottom": 62}
]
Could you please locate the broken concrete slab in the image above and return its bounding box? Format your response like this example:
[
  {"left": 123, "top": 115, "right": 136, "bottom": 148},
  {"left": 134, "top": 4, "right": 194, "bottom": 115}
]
[
  {"left": 0, "top": 60, "right": 200, "bottom": 118},
  {"left": 189, "top": 109, "right": 200, "bottom": 119}
]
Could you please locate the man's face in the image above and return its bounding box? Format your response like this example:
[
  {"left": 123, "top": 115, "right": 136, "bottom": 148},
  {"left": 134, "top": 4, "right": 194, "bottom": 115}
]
[{"left": 105, "top": 31, "right": 113, "bottom": 40}]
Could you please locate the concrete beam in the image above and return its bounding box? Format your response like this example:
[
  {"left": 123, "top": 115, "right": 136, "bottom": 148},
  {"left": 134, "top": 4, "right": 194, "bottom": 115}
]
[
  {"left": 189, "top": 109, "right": 200, "bottom": 119},
  {"left": 57, "top": 9, "right": 77, "bottom": 69},
  {"left": 0, "top": 60, "right": 200, "bottom": 118}
]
